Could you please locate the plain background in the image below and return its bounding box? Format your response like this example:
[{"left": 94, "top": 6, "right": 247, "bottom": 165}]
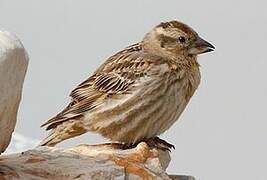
[{"left": 0, "top": 0, "right": 266, "bottom": 179}]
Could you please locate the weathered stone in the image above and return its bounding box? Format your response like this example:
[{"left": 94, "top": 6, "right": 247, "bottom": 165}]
[
  {"left": 0, "top": 142, "right": 194, "bottom": 179},
  {"left": 0, "top": 31, "right": 29, "bottom": 154}
]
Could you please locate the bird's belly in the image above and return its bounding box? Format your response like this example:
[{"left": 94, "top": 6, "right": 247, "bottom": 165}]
[
  {"left": 153, "top": 82, "right": 190, "bottom": 136},
  {"left": 121, "top": 81, "right": 193, "bottom": 143},
  {"left": 91, "top": 72, "right": 200, "bottom": 144}
]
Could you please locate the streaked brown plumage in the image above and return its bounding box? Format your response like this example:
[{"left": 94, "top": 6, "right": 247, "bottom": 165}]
[{"left": 40, "top": 20, "right": 214, "bottom": 150}]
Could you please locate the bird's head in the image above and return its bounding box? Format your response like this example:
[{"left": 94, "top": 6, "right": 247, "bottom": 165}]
[{"left": 143, "top": 20, "right": 215, "bottom": 59}]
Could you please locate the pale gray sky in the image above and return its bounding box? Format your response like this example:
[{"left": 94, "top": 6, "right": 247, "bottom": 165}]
[{"left": 0, "top": 0, "right": 266, "bottom": 179}]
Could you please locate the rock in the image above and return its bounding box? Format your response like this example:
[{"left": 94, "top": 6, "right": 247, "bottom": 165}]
[
  {"left": 0, "top": 142, "right": 194, "bottom": 179},
  {"left": 0, "top": 31, "right": 29, "bottom": 154}
]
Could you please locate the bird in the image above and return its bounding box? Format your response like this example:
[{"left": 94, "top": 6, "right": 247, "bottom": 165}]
[{"left": 40, "top": 20, "right": 214, "bottom": 151}]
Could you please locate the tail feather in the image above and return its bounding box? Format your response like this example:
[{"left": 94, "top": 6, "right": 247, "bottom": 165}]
[
  {"left": 39, "top": 129, "right": 60, "bottom": 147},
  {"left": 39, "top": 121, "right": 88, "bottom": 147}
]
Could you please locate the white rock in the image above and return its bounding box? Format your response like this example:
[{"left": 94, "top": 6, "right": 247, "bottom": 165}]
[
  {"left": 0, "top": 31, "right": 29, "bottom": 154},
  {"left": 0, "top": 142, "right": 195, "bottom": 179},
  {"left": 0, "top": 142, "right": 190, "bottom": 179}
]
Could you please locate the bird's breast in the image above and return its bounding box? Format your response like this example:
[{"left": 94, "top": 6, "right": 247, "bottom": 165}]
[{"left": 151, "top": 67, "right": 201, "bottom": 135}]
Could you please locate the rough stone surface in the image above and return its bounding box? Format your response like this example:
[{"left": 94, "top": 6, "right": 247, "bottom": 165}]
[
  {"left": 0, "top": 31, "right": 29, "bottom": 154},
  {"left": 0, "top": 142, "right": 194, "bottom": 179}
]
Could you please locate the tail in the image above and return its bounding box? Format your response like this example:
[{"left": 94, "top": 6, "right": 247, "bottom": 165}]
[
  {"left": 39, "top": 129, "right": 61, "bottom": 147},
  {"left": 39, "top": 121, "right": 87, "bottom": 147}
]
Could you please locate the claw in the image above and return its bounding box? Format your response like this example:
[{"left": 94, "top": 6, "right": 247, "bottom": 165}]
[
  {"left": 145, "top": 137, "right": 175, "bottom": 152},
  {"left": 119, "top": 137, "right": 175, "bottom": 152},
  {"left": 120, "top": 143, "right": 136, "bottom": 150}
]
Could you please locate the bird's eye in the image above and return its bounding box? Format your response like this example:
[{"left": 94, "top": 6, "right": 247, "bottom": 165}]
[{"left": 178, "top": 36, "right": 186, "bottom": 43}]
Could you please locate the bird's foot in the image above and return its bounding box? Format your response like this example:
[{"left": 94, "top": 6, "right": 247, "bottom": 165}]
[
  {"left": 119, "top": 137, "right": 175, "bottom": 152},
  {"left": 145, "top": 137, "right": 175, "bottom": 152},
  {"left": 120, "top": 143, "right": 137, "bottom": 150}
]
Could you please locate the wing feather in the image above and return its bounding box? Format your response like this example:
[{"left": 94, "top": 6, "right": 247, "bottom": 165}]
[{"left": 41, "top": 43, "right": 171, "bottom": 130}]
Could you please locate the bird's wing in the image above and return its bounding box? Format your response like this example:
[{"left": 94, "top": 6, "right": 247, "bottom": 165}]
[{"left": 41, "top": 45, "right": 171, "bottom": 130}]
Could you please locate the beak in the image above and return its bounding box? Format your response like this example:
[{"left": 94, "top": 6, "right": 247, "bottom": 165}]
[{"left": 188, "top": 36, "right": 215, "bottom": 55}]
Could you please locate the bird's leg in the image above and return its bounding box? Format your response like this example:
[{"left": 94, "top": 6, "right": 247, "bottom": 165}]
[
  {"left": 119, "top": 137, "right": 175, "bottom": 151},
  {"left": 120, "top": 142, "right": 137, "bottom": 150},
  {"left": 145, "top": 137, "right": 175, "bottom": 151}
]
